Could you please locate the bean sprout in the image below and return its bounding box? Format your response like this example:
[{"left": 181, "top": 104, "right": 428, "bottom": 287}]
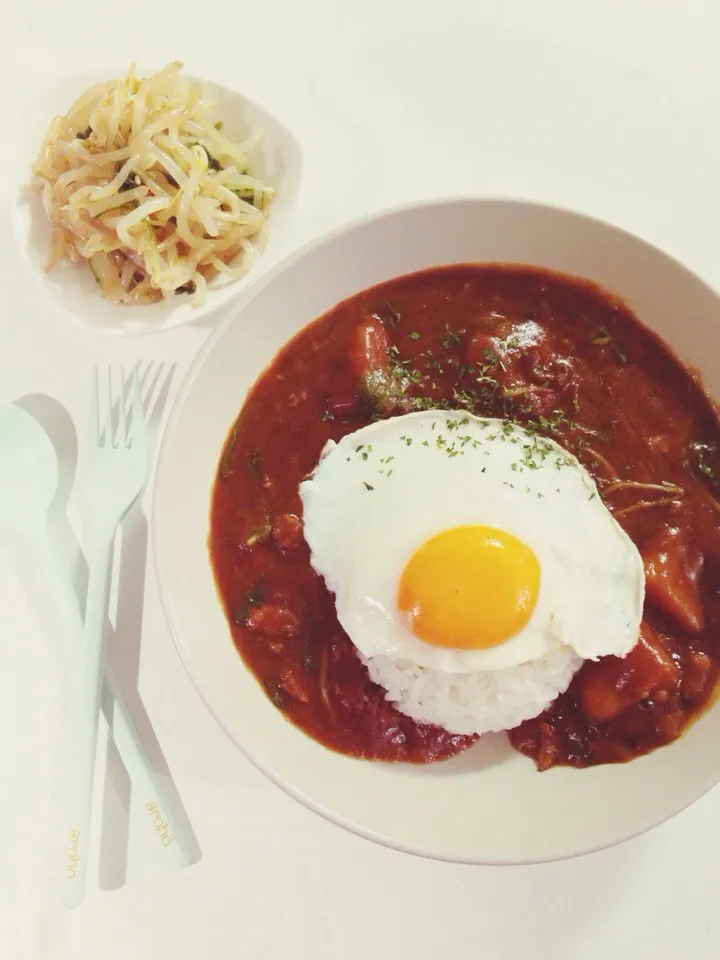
[{"left": 31, "top": 61, "right": 274, "bottom": 306}]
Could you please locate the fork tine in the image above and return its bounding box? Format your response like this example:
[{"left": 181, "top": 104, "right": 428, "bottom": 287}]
[
  {"left": 131, "top": 367, "right": 145, "bottom": 429},
  {"left": 88, "top": 366, "right": 100, "bottom": 445},
  {"left": 106, "top": 366, "right": 114, "bottom": 448},
  {"left": 117, "top": 366, "right": 128, "bottom": 449},
  {"left": 145, "top": 363, "right": 163, "bottom": 414}
]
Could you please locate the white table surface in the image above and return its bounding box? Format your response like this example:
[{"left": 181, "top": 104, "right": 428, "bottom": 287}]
[{"left": 2, "top": 1, "right": 720, "bottom": 957}]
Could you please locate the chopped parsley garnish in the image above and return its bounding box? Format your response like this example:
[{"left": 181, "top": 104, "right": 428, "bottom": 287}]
[
  {"left": 247, "top": 448, "right": 262, "bottom": 479},
  {"left": 439, "top": 324, "right": 462, "bottom": 349},
  {"left": 245, "top": 518, "right": 271, "bottom": 546},
  {"left": 483, "top": 347, "right": 503, "bottom": 368},
  {"left": 687, "top": 440, "right": 719, "bottom": 488},
  {"left": 232, "top": 583, "right": 263, "bottom": 623}
]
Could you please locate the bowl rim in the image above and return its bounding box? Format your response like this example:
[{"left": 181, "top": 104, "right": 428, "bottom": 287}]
[{"left": 152, "top": 194, "right": 720, "bottom": 864}]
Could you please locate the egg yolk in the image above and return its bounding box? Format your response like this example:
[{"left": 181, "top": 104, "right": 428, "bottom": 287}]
[{"left": 397, "top": 525, "right": 540, "bottom": 649}]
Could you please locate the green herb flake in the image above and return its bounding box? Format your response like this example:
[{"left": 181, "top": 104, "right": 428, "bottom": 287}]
[
  {"left": 687, "top": 440, "right": 719, "bottom": 488},
  {"left": 439, "top": 324, "right": 462, "bottom": 349},
  {"left": 269, "top": 685, "right": 287, "bottom": 709},
  {"left": 302, "top": 626, "right": 317, "bottom": 673},
  {"left": 245, "top": 518, "right": 271, "bottom": 547},
  {"left": 232, "top": 583, "right": 264, "bottom": 623},
  {"left": 247, "top": 448, "right": 262, "bottom": 479}
]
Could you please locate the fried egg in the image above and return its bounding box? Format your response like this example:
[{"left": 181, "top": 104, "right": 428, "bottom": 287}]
[{"left": 300, "top": 411, "right": 644, "bottom": 676}]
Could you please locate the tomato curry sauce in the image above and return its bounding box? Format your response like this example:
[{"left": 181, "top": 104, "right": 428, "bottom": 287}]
[{"left": 209, "top": 265, "right": 720, "bottom": 768}]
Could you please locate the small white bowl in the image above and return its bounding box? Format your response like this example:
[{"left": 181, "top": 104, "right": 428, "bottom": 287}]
[
  {"left": 153, "top": 198, "right": 720, "bottom": 864},
  {"left": 10, "top": 68, "right": 303, "bottom": 336}
]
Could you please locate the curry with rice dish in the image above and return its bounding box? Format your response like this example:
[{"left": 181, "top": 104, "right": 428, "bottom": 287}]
[{"left": 210, "top": 264, "right": 720, "bottom": 770}]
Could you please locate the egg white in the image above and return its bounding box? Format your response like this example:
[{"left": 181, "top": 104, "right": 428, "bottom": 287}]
[{"left": 300, "top": 411, "right": 645, "bottom": 674}]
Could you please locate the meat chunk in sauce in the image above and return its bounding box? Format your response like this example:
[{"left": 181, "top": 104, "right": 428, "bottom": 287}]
[
  {"left": 643, "top": 524, "right": 704, "bottom": 633},
  {"left": 681, "top": 649, "right": 712, "bottom": 701},
  {"left": 272, "top": 513, "right": 303, "bottom": 551},
  {"left": 466, "top": 323, "right": 576, "bottom": 416},
  {"left": 350, "top": 313, "right": 411, "bottom": 416},
  {"left": 578, "top": 623, "right": 680, "bottom": 725},
  {"left": 247, "top": 604, "right": 300, "bottom": 639}
]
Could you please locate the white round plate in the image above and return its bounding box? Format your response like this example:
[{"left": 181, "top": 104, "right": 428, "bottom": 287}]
[
  {"left": 153, "top": 198, "right": 720, "bottom": 864},
  {"left": 9, "top": 67, "right": 302, "bottom": 336}
]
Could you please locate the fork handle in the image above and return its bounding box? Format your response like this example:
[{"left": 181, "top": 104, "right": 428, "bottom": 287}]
[
  {"left": 25, "top": 530, "right": 193, "bottom": 878},
  {"left": 64, "top": 522, "right": 118, "bottom": 909}
]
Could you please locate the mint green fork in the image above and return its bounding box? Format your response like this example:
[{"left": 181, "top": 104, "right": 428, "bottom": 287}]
[{"left": 65, "top": 367, "right": 149, "bottom": 908}]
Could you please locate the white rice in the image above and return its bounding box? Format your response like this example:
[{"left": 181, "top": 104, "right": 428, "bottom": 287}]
[{"left": 362, "top": 646, "right": 583, "bottom": 736}]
